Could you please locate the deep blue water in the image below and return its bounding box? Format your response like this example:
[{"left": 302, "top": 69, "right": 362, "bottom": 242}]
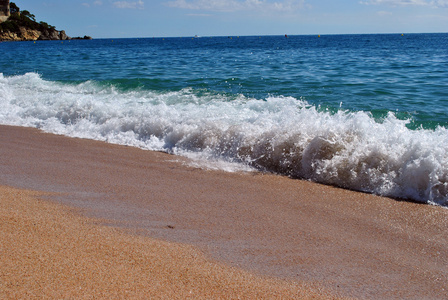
[{"left": 1, "top": 33, "right": 448, "bottom": 204}]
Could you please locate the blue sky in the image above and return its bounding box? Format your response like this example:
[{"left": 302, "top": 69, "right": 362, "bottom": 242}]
[{"left": 13, "top": 0, "right": 448, "bottom": 38}]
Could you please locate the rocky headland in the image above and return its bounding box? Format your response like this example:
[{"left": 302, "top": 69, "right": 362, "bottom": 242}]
[{"left": 0, "top": 2, "right": 91, "bottom": 41}]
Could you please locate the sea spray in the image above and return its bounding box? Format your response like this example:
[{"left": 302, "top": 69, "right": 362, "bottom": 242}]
[{"left": 1, "top": 73, "right": 448, "bottom": 205}]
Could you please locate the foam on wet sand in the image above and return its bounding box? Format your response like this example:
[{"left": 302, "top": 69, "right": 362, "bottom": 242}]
[{"left": 1, "top": 125, "right": 447, "bottom": 299}]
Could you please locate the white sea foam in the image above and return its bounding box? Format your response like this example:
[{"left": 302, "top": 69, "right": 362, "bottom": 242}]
[{"left": 1, "top": 73, "right": 448, "bottom": 205}]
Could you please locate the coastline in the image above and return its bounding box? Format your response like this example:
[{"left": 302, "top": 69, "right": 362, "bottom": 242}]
[{"left": 1, "top": 125, "right": 447, "bottom": 298}]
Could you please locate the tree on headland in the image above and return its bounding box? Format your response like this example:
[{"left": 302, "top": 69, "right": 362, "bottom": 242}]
[
  {"left": 39, "top": 21, "right": 55, "bottom": 31},
  {"left": 9, "top": 2, "right": 19, "bottom": 14},
  {"left": 21, "top": 10, "right": 35, "bottom": 22}
]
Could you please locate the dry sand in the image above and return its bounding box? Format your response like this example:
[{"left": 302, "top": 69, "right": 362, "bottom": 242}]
[
  {"left": 0, "top": 186, "right": 333, "bottom": 299},
  {"left": 1, "top": 125, "right": 447, "bottom": 299}
]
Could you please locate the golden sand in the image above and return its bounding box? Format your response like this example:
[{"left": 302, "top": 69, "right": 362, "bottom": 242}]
[{"left": 0, "top": 186, "right": 336, "bottom": 299}]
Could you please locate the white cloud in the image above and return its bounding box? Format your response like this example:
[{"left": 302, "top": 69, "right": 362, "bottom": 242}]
[
  {"left": 166, "top": 0, "right": 306, "bottom": 12},
  {"left": 113, "top": 0, "right": 144, "bottom": 9},
  {"left": 82, "top": 1, "right": 103, "bottom": 7},
  {"left": 432, "top": 0, "right": 448, "bottom": 5},
  {"left": 186, "top": 13, "right": 213, "bottom": 16},
  {"left": 360, "top": 0, "right": 448, "bottom": 7}
]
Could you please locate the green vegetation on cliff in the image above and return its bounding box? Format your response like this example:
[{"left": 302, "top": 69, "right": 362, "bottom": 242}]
[{"left": 1, "top": 3, "right": 55, "bottom": 34}]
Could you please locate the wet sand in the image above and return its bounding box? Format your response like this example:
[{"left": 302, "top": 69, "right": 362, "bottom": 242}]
[{"left": 1, "top": 125, "right": 447, "bottom": 299}]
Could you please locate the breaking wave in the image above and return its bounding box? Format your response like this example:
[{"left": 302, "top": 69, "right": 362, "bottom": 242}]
[{"left": 2, "top": 73, "right": 448, "bottom": 205}]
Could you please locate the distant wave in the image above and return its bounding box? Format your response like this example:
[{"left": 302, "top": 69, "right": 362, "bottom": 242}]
[{"left": 2, "top": 73, "right": 448, "bottom": 205}]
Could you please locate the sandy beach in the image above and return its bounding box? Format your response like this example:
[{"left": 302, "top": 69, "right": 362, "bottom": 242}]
[
  {"left": 1, "top": 186, "right": 335, "bottom": 299},
  {"left": 1, "top": 125, "right": 447, "bottom": 299}
]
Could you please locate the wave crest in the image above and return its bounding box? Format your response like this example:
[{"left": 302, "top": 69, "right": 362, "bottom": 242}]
[{"left": 1, "top": 73, "right": 448, "bottom": 205}]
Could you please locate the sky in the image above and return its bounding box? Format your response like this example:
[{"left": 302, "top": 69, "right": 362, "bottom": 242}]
[{"left": 12, "top": 0, "right": 448, "bottom": 38}]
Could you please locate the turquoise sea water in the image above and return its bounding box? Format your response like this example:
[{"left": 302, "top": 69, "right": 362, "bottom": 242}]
[{"left": 1, "top": 33, "right": 448, "bottom": 205}]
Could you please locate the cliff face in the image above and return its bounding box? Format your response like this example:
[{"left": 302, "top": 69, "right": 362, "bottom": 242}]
[
  {"left": 0, "top": 26, "right": 39, "bottom": 41},
  {"left": 0, "top": 26, "right": 74, "bottom": 41},
  {"left": 0, "top": 27, "right": 70, "bottom": 41}
]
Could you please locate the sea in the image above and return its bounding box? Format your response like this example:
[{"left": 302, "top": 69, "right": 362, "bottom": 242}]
[{"left": 1, "top": 33, "right": 448, "bottom": 205}]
